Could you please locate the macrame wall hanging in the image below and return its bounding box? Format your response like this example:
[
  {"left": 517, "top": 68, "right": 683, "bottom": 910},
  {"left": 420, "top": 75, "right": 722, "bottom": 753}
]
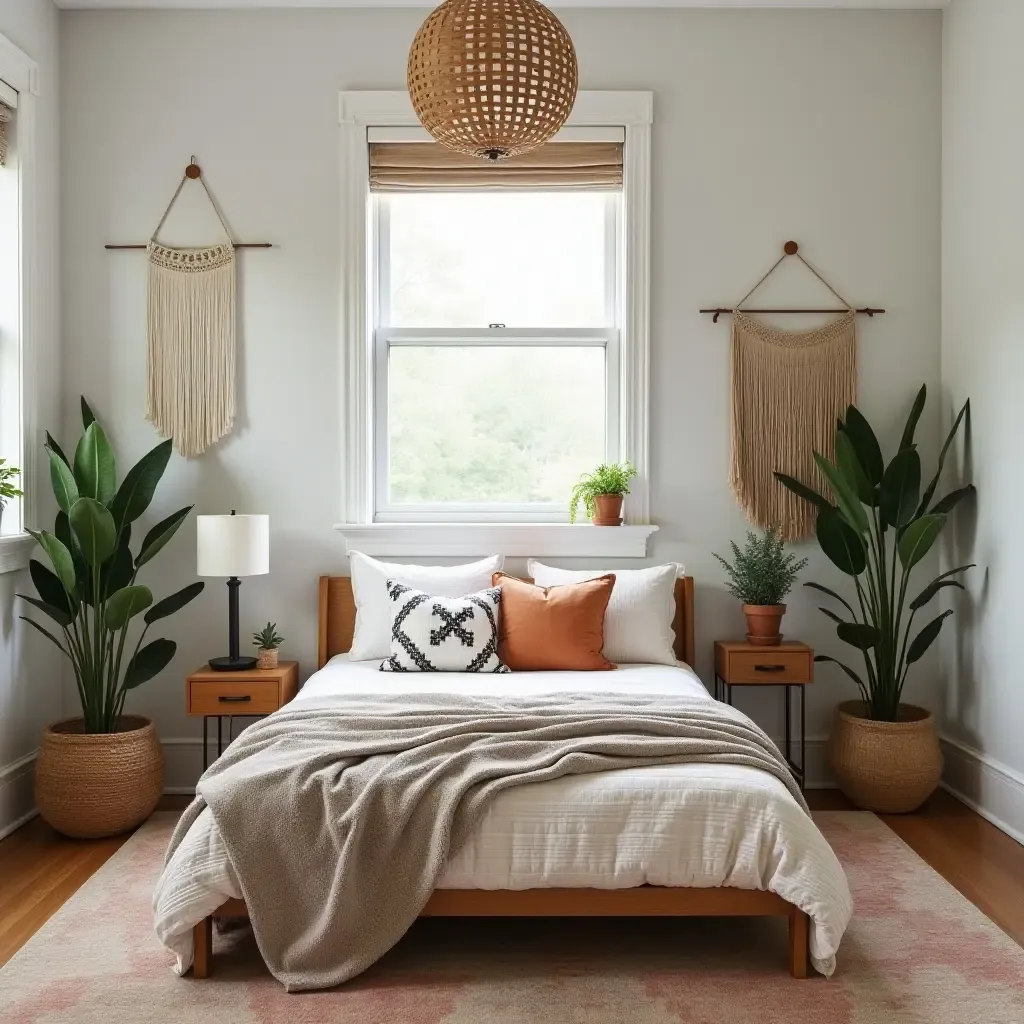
[
  {"left": 105, "top": 158, "right": 272, "bottom": 458},
  {"left": 701, "top": 242, "right": 885, "bottom": 542}
]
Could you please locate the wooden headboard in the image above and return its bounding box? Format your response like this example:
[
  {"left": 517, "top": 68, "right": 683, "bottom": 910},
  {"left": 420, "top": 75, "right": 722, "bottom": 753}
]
[{"left": 317, "top": 575, "right": 696, "bottom": 670}]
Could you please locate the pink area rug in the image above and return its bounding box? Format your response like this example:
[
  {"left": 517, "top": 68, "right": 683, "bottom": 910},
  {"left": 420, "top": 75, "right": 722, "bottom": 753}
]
[{"left": 1, "top": 811, "right": 1022, "bottom": 1023}]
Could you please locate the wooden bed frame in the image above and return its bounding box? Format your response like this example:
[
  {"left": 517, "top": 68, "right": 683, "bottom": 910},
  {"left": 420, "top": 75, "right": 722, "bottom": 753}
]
[{"left": 192, "top": 573, "right": 810, "bottom": 980}]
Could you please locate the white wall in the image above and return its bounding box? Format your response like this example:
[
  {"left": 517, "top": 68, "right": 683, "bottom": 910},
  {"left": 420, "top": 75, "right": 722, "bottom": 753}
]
[
  {"left": 59, "top": 7, "right": 942, "bottom": 790},
  {"left": 0, "top": 0, "right": 62, "bottom": 836},
  {"left": 940, "top": 0, "right": 1024, "bottom": 841}
]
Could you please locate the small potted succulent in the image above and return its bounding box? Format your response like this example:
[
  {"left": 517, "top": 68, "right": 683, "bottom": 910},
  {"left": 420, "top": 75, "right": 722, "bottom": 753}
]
[
  {"left": 713, "top": 529, "right": 808, "bottom": 645},
  {"left": 0, "top": 458, "right": 23, "bottom": 532},
  {"left": 253, "top": 622, "right": 284, "bottom": 669},
  {"left": 569, "top": 462, "right": 638, "bottom": 525}
]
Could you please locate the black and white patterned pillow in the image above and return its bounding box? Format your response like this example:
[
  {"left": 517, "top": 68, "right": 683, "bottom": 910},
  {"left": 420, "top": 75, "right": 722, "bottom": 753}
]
[{"left": 380, "top": 580, "right": 509, "bottom": 673}]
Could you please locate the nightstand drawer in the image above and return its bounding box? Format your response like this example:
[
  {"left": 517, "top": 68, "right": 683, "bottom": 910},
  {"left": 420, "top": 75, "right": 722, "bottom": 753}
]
[
  {"left": 188, "top": 680, "right": 284, "bottom": 716},
  {"left": 724, "top": 649, "right": 812, "bottom": 684}
]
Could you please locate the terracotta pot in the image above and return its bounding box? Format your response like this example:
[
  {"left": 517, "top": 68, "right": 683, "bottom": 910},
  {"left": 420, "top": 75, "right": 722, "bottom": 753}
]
[
  {"left": 35, "top": 715, "right": 164, "bottom": 838},
  {"left": 257, "top": 647, "right": 279, "bottom": 670},
  {"left": 742, "top": 603, "right": 786, "bottom": 646},
  {"left": 828, "top": 701, "right": 942, "bottom": 813},
  {"left": 591, "top": 493, "right": 624, "bottom": 526}
]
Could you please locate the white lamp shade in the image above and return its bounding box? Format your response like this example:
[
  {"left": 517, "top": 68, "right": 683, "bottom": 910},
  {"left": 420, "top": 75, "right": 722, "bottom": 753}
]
[{"left": 196, "top": 514, "right": 270, "bottom": 577}]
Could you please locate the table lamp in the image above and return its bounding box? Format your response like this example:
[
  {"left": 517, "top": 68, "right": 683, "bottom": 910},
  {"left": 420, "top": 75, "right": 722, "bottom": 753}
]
[{"left": 197, "top": 511, "right": 270, "bottom": 671}]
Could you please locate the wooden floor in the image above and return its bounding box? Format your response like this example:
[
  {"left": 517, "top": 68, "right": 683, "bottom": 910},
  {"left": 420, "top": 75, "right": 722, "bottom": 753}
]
[{"left": 1, "top": 790, "right": 1022, "bottom": 969}]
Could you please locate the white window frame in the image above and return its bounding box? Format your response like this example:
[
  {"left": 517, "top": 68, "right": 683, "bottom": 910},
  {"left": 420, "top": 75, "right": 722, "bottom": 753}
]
[
  {"left": 0, "top": 33, "right": 40, "bottom": 573},
  {"left": 336, "top": 91, "right": 654, "bottom": 557}
]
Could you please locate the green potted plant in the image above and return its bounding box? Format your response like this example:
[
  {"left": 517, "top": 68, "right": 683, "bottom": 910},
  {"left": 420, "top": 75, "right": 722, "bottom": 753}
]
[
  {"left": 569, "top": 461, "right": 637, "bottom": 525},
  {"left": 775, "top": 384, "right": 973, "bottom": 812},
  {"left": 253, "top": 622, "right": 284, "bottom": 670},
  {"left": 0, "top": 458, "right": 23, "bottom": 532},
  {"left": 713, "top": 529, "right": 808, "bottom": 645},
  {"left": 24, "top": 398, "right": 204, "bottom": 838}
]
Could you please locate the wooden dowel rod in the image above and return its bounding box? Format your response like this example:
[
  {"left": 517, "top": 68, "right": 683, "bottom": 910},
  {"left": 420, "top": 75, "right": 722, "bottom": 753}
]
[
  {"left": 104, "top": 242, "right": 272, "bottom": 250},
  {"left": 701, "top": 307, "right": 885, "bottom": 324}
]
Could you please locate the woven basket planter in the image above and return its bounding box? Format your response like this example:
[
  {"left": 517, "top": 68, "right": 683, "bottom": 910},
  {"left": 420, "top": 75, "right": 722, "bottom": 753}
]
[
  {"left": 828, "top": 701, "right": 942, "bottom": 813},
  {"left": 257, "top": 647, "right": 279, "bottom": 670},
  {"left": 35, "top": 716, "right": 164, "bottom": 838}
]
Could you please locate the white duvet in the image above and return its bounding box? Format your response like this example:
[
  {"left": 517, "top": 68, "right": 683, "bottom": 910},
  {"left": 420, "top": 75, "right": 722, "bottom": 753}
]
[{"left": 154, "top": 657, "right": 852, "bottom": 976}]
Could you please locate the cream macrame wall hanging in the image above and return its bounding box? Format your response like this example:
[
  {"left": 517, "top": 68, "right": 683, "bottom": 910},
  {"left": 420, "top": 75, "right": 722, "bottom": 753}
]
[
  {"left": 701, "top": 242, "right": 885, "bottom": 542},
  {"left": 106, "top": 158, "right": 272, "bottom": 458}
]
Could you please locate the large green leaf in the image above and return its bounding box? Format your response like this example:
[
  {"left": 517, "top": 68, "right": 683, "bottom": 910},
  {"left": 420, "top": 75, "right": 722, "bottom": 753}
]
[
  {"left": 28, "top": 529, "right": 77, "bottom": 595},
  {"left": 19, "top": 615, "right": 69, "bottom": 656},
  {"left": 910, "top": 578, "right": 965, "bottom": 611},
  {"left": 46, "top": 447, "right": 79, "bottom": 515},
  {"left": 69, "top": 497, "right": 117, "bottom": 567},
  {"left": 880, "top": 448, "right": 921, "bottom": 528},
  {"left": 931, "top": 485, "right": 976, "bottom": 515},
  {"left": 842, "top": 405, "right": 884, "bottom": 485},
  {"left": 17, "top": 593, "right": 74, "bottom": 628},
  {"left": 897, "top": 514, "right": 947, "bottom": 571},
  {"left": 815, "top": 507, "right": 867, "bottom": 576},
  {"left": 144, "top": 581, "right": 205, "bottom": 624},
  {"left": 45, "top": 432, "right": 71, "bottom": 468},
  {"left": 135, "top": 506, "right": 192, "bottom": 568},
  {"left": 73, "top": 421, "right": 117, "bottom": 505},
  {"left": 837, "top": 621, "right": 882, "bottom": 650},
  {"left": 773, "top": 473, "right": 831, "bottom": 511},
  {"left": 100, "top": 529, "right": 134, "bottom": 599},
  {"left": 803, "top": 580, "right": 856, "bottom": 618},
  {"left": 80, "top": 396, "right": 97, "bottom": 428},
  {"left": 29, "top": 559, "right": 78, "bottom": 620},
  {"left": 54, "top": 511, "right": 89, "bottom": 604},
  {"left": 813, "top": 453, "right": 869, "bottom": 534},
  {"left": 918, "top": 398, "right": 969, "bottom": 517},
  {"left": 899, "top": 384, "right": 927, "bottom": 452},
  {"left": 834, "top": 430, "right": 875, "bottom": 505},
  {"left": 104, "top": 585, "right": 153, "bottom": 630},
  {"left": 109, "top": 440, "right": 173, "bottom": 531},
  {"left": 906, "top": 609, "right": 953, "bottom": 664},
  {"left": 123, "top": 638, "right": 176, "bottom": 690}
]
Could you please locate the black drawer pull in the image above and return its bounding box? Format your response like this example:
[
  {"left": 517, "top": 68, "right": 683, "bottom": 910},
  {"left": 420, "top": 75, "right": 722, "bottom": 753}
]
[
  {"left": 754, "top": 664, "right": 786, "bottom": 672},
  {"left": 218, "top": 694, "right": 252, "bottom": 703}
]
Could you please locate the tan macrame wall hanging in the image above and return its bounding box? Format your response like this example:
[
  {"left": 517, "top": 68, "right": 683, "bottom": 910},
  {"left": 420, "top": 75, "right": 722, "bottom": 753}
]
[{"left": 703, "top": 242, "right": 883, "bottom": 542}]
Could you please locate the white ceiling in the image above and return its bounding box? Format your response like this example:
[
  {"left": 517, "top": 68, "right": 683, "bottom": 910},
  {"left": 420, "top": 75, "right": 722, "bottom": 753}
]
[{"left": 56, "top": 0, "right": 950, "bottom": 11}]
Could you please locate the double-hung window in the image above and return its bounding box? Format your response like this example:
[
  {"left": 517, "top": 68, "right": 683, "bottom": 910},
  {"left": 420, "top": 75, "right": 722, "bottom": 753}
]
[{"left": 370, "top": 133, "right": 623, "bottom": 524}]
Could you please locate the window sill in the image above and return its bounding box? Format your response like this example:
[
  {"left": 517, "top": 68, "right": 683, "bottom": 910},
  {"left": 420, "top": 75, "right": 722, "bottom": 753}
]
[
  {"left": 334, "top": 523, "right": 659, "bottom": 558},
  {"left": 0, "top": 533, "right": 34, "bottom": 575}
]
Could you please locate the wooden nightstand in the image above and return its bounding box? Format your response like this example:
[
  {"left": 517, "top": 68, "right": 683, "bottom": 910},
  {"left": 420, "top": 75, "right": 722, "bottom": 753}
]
[
  {"left": 713, "top": 641, "right": 813, "bottom": 790},
  {"left": 187, "top": 661, "right": 299, "bottom": 770}
]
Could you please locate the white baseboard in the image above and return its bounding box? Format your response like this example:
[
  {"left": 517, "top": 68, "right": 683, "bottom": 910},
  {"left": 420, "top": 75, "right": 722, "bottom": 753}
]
[
  {"left": 940, "top": 735, "right": 1024, "bottom": 846},
  {"left": 0, "top": 751, "right": 38, "bottom": 839},
  {"left": 160, "top": 735, "right": 836, "bottom": 794}
]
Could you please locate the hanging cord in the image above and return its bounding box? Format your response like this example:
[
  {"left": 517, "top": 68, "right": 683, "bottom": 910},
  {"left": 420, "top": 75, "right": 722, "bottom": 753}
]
[
  {"left": 735, "top": 251, "right": 854, "bottom": 312},
  {"left": 150, "top": 162, "right": 235, "bottom": 246}
]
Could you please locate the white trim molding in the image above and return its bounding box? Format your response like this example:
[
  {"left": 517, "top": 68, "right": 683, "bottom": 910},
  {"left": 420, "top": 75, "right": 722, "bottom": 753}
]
[
  {"left": 338, "top": 90, "right": 653, "bottom": 554},
  {"left": 940, "top": 734, "right": 1024, "bottom": 846},
  {"left": 0, "top": 533, "right": 34, "bottom": 573},
  {"left": 0, "top": 749, "right": 38, "bottom": 839},
  {"left": 334, "top": 522, "right": 658, "bottom": 558}
]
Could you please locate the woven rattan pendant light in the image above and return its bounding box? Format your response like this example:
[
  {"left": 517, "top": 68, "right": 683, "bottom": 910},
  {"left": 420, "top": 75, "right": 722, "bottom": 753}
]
[{"left": 408, "top": 0, "right": 579, "bottom": 162}]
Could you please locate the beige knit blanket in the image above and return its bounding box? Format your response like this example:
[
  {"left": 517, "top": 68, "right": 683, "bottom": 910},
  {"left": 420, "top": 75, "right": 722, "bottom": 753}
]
[{"left": 166, "top": 692, "right": 807, "bottom": 992}]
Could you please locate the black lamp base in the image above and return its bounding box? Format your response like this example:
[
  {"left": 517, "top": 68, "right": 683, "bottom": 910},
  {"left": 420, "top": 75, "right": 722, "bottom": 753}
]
[{"left": 208, "top": 655, "right": 259, "bottom": 672}]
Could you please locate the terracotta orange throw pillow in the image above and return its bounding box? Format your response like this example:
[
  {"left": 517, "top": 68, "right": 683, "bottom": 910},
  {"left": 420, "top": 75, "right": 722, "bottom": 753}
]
[{"left": 491, "top": 572, "right": 616, "bottom": 671}]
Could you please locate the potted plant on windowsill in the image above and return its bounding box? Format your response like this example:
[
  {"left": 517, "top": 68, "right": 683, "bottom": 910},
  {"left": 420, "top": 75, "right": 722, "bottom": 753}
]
[
  {"left": 569, "top": 462, "right": 638, "bottom": 526},
  {"left": 713, "top": 529, "right": 808, "bottom": 645},
  {"left": 253, "top": 622, "right": 284, "bottom": 669},
  {"left": 0, "top": 458, "right": 23, "bottom": 533},
  {"left": 24, "top": 398, "right": 204, "bottom": 838},
  {"left": 776, "top": 384, "right": 973, "bottom": 813}
]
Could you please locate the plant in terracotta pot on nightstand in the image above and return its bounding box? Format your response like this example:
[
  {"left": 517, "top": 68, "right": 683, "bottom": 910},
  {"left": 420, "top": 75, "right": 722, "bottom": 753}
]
[
  {"left": 776, "top": 385, "right": 974, "bottom": 813},
  {"left": 569, "top": 462, "right": 637, "bottom": 526},
  {"left": 253, "top": 622, "right": 284, "bottom": 669},
  {"left": 23, "top": 398, "right": 204, "bottom": 838},
  {"left": 713, "top": 529, "right": 808, "bottom": 645}
]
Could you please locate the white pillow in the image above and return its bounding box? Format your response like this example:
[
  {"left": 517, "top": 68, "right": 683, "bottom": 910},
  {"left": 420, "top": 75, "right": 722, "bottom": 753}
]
[
  {"left": 348, "top": 551, "right": 504, "bottom": 661},
  {"left": 380, "top": 582, "right": 508, "bottom": 674},
  {"left": 526, "top": 560, "right": 681, "bottom": 666}
]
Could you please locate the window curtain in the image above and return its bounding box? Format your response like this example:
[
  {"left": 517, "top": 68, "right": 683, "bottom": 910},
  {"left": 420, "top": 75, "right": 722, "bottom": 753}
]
[
  {"left": 0, "top": 102, "right": 11, "bottom": 167},
  {"left": 369, "top": 141, "right": 623, "bottom": 192}
]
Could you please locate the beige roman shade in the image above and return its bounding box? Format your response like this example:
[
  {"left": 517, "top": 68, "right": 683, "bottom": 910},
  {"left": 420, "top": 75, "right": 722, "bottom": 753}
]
[
  {"left": 0, "top": 102, "right": 12, "bottom": 167},
  {"left": 369, "top": 141, "right": 623, "bottom": 192}
]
